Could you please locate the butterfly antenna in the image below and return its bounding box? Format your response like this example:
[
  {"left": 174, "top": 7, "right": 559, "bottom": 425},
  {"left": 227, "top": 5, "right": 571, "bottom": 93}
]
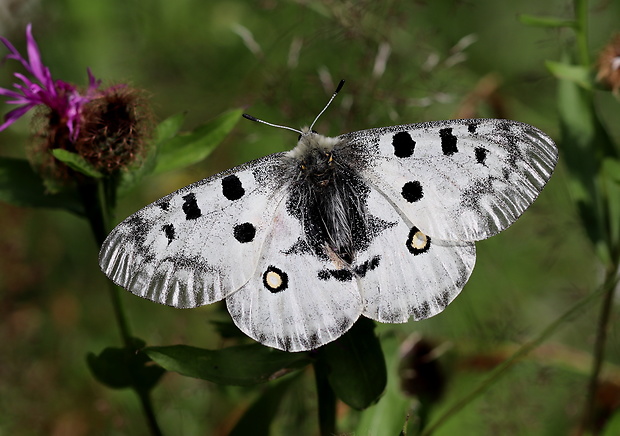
[
  {"left": 242, "top": 113, "right": 303, "bottom": 135},
  {"left": 309, "top": 79, "right": 345, "bottom": 131}
]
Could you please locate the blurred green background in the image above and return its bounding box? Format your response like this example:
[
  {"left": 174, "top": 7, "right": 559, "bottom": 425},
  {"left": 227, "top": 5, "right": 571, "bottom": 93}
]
[{"left": 1, "top": 0, "right": 619, "bottom": 435}]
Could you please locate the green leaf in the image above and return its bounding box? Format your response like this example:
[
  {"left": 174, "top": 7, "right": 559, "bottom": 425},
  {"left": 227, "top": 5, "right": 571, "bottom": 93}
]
[
  {"left": 154, "top": 112, "right": 186, "bottom": 145},
  {"left": 0, "top": 157, "right": 84, "bottom": 215},
  {"left": 354, "top": 335, "right": 413, "bottom": 435},
  {"left": 144, "top": 343, "right": 312, "bottom": 386},
  {"left": 87, "top": 338, "right": 165, "bottom": 391},
  {"left": 602, "top": 158, "right": 620, "bottom": 257},
  {"left": 51, "top": 149, "right": 103, "bottom": 179},
  {"left": 152, "top": 108, "right": 242, "bottom": 175},
  {"left": 603, "top": 407, "right": 620, "bottom": 436},
  {"left": 546, "top": 61, "right": 595, "bottom": 90},
  {"left": 519, "top": 14, "right": 577, "bottom": 28},
  {"left": 318, "top": 317, "right": 387, "bottom": 410},
  {"left": 556, "top": 60, "right": 618, "bottom": 262},
  {"left": 229, "top": 373, "right": 301, "bottom": 436}
]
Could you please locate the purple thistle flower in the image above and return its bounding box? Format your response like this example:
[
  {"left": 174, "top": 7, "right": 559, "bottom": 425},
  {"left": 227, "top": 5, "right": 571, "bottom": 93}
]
[{"left": 0, "top": 24, "right": 100, "bottom": 141}]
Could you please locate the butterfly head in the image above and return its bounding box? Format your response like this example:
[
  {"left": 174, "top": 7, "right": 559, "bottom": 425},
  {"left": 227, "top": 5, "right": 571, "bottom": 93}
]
[{"left": 288, "top": 127, "right": 339, "bottom": 158}]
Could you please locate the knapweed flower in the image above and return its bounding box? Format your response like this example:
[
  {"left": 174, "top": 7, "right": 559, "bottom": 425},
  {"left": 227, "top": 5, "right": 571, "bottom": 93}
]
[
  {"left": 1, "top": 24, "right": 150, "bottom": 182},
  {"left": 0, "top": 24, "right": 98, "bottom": 141}
]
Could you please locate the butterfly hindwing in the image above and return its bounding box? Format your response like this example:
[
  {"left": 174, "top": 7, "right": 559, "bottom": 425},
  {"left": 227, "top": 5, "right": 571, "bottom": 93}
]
[
  {"left": 341, "top": 119, "right": 558, "bottom": 242},
  {"left": 99, "top": 153, "right": 289, "bottom": 308},
  {"left": 226, "top": 196, "right": 363, "bottom": 351},
  {"left": 354, "top": 187, "right": 477, "bottom": 324}
]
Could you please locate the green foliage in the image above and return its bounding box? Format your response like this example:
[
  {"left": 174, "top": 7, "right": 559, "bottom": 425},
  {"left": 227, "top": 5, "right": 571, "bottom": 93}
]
[
  {"left": 0, "top": 157, "right": 85, "bottom": 215},
  {"left": 316, "top": 317, "right": 386, "bottom": 410},
  {"left": 87, "top": 338, "right": 165, "bottom": 391},
  {"left": 228, "top": 374, "right": 303, "bottom": 436},
  {"left": 118, "top": 110, "right": 242, "bottom": 194},
  {"left": 152, "top": 109, "right": 243, "bottom": 176},
  {"left": 145, "top": 343, "right": 312, "bottom": 386},
  {"left": 51, "top": 149, "right": 104, "bottom": 179}
]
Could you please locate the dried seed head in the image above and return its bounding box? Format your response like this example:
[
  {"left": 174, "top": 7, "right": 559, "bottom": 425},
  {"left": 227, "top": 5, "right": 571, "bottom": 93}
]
[
  {"left": 76, "top": 86, "right": 152, "bottom": 175},
  {"left": 597, "top": 34, "right": 620, "bottom": 95}
]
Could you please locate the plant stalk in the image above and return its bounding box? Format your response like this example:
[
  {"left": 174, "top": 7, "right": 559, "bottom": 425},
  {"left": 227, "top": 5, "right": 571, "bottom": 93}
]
[
  {"left": 578, "top": 266, "right": 618, "bottom": 434},
  {"left": 81, "top": 178, "right": 163, "bottom": 436},
  {"left": 421, "top": 279, "right": 613, "bottom": 436},
  {"left": 314, "top": 360, "right": 337, "bottom": 436}
]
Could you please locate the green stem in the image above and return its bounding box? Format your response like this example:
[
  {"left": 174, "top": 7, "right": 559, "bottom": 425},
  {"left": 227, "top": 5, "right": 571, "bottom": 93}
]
[
  {"left": 86, "top": 180, "right": 133, "bottom": 346},
  {"left": 579, "top": 266, "right": 619, "bottom": 434},
  {"left": 421, "top": 279, "right": 614, "bottom": 436},
  {"left": 574, "top": 0, "right": 590, "bottom": 67},
  {"left": 137, "top": 389, "right": 164, "bottom": 436},
  {"left": 313, "top": 360, "right": 337, "bottom": 436},
  {"left": 80, "top": 178, "right": 163, "bottom": 436}
]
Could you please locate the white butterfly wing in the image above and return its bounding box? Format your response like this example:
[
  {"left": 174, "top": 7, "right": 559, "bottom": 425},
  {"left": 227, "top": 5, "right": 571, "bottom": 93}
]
[
  {"left": 342, "top": 119, "right": 557, "bottom": 242},
  {"left": 99, "top": 154, "right": 288, "bottom": 308},
  {"left": 99, "top": 116, "right": 557, "bottom": 352},
  {"left": 354, "top": 188, "right": 476, "bottom": 324},
  {"left": 225, "top": 200, "right": 362, "bottom": 352}
]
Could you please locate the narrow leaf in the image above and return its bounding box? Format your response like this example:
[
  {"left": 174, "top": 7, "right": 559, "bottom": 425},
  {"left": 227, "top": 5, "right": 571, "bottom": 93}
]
[
  {"left": 318, "top": 317, "right": 387, "bottom": 410},
  {"left": 546, "top": 61, "right": 595, "bottom": 90},
  {"left": 557, "top": 64, "right": 618, "bottom": 262},
  {"left": 145, "top": 343, "right": 312, "bottom": 386},
  {"left": 154, "top": 112, "right": 186, "bottom": 145},
  {"left": 152, "top": 108, "right": 242, "bottom": 175},
  {"left": 52, "top": 149, "right": 103, "bottom": 179},
  {"left": 0, "top": 157, "right": 84, "bottom": 215},
  {"left": 519, "top": 14, "right": 577, "bottom": 28}
]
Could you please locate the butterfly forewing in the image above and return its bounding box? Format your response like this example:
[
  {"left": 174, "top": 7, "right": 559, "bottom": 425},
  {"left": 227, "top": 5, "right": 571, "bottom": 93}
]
[
  {"left": 99, "top": 153, "right": 289, "bottom": 308},
  {"left": 342, "top": 119, "right": 558, "bottom": 242}
]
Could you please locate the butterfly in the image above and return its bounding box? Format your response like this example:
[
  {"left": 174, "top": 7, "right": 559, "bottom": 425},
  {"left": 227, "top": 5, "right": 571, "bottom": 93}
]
[{"left": 99, "top": 81, "right": 558, "bottom": 352}]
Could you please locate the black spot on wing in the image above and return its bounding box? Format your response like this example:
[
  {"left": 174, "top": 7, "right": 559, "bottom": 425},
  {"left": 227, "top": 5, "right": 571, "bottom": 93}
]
[
  {"left": 401, "top": 181, "right": 424, "bottom": 203},
  {"left": 439, "top": 127, "right": 458, "bottom": 156},
  {"left": 233, "top": 222, "right": 256, "bottom": 243},
  {"left": 222, "top": 174, "right": 245, "bottom": 201},
  {"left": 406, "top": 226, "right": 431, "bottom": 255},
  {"left": 182, "top": 193, "right": 201, "bottom": 220},
  {"left": 158, "top": 201, "right": 170, "bottom": 211},
  {"left": 475, "top": 147, "right": 488, "bottom": 165},
  {"left": 354, "top": 256, "right": 381, "bottom": 277},
  {"left": 467, "top": 122, "right": 478, "bottom": 134},
  {"left": 392, "top": 131, "right": 416, "bottom": 158},
  {"left": 284, "top": 238, "right": 313, "bottom": 256},
  {"left": 263, "top": 266, "right": 288, "bottom": 293},
  {"left": 162, "top": 223, "right": 175, "bottom": 245},
  {"left": 317, "top": 268, "right": 354, "bottom": 282}
]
